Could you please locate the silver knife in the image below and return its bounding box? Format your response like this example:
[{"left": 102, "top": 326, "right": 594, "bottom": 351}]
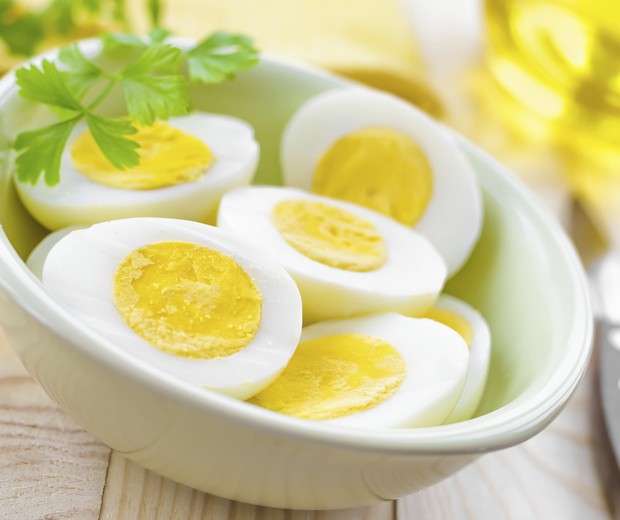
[{"left": 591, "top": 252, "right": 620, "bottom": 518}]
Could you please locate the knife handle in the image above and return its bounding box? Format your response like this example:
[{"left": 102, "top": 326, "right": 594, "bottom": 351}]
[{"left": 593, "top": 320, "right": 620, "bottom": 519}]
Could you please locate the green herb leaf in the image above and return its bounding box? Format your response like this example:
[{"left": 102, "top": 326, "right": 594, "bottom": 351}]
[
  {"left": 119, "top": 43, "right": 188, "bottom": 124},
  {"left": 85, "top": 113, "right": 139, "bottom": 170},
  {"left": 14, "top": 115, "right": 82, "bottom": 186},
  {"left": 148, "top": 26, "right": 170, "bottom": 44},
  {"left": 147, "top": 0, "right": 161, "bottom": 28},
  {"left": 121, "top": 74, "right": 188, "bottom": 125},
  {"left": 0, "top": 14, "right": 45, "bottom": 56},
  {"left": 59, "top": 44, "right": 105, "bottom": 100},
  {"left": 111, "top": 0, "right": 126, "bottom": 23},
  {"left": 121, "top": 42, "right": 180, "bottom": 76},
  {"left": 82, "top": 0, "right": 102, "bottom": 13},
  {"left": 101, "top": 31, "right": 146, "bottom": 52},
  {"left": 16, "top": 60, "right": 84, "bottom": 111},
  {"left": 12, "top": 29, "right": 261, "bottom": 187},
  {"left": 46, "top": 0, "right": 75, "bottom": 34},
  {"left": 187, "top": 32, "right": 259, "bottom": 84}
]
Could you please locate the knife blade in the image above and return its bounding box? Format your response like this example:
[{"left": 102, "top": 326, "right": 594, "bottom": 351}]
[
  {"left": 590, "top": 252, "right": 620, "bottom": 519},
  {"left": 569, "top": 198, "right": 620, "bottom": 517}
]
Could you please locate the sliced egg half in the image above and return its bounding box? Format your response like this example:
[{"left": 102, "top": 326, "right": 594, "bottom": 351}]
[
  {"left": 217, "top": 186, "right": 447, "bottom": 324},
  {"left": 26, "top": 225, "right": 83, "bottom": 279},
  {"left": 39, "top": 217, "right": 302, "bottom": 400},
  {"left": 249, "top": 313, "right": 469, "bottom": 428},
  {"left": 15, "top": 112, "right": 259, "bottom": 230},
  {"left": 424, "top": 295, "right": 491, "bottom": 423},
  {"left": 281, "top": 88, "right": 482, "bottom": 276}
]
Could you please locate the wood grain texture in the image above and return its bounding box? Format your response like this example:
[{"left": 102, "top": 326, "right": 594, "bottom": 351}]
[
  {"left": 0, "top": 329, "right": 111, "bottom": 520},
  {"left": 397, "top": 366, "right": 610, "bottom": 520},
  {"left": 100, "top": 452, "right": 395, "bottom": 520}
]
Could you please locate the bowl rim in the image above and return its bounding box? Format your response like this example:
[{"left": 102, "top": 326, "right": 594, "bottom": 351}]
[{"left": 0, "top": 40, "right": 594, "bottom": 455}]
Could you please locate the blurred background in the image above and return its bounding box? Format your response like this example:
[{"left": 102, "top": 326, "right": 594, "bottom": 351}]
[{"left": 2, "top": 0, "right": 617, "bottom": 251}]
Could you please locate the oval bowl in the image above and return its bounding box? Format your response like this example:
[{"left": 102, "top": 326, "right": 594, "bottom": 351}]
[{"left": 0, "top": 40, "right": 592, "bottom": 510}]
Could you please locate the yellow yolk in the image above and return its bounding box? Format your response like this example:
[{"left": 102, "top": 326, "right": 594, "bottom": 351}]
[
  {"left": 249, "top": 333, "right": 405, "bottom": 420},
  {"left": 71, "top": 121, "right": 214, "bottom": 190},
  {"left": 424, "top": 308, "right": 473, "bottom": 347},
  {"left": 271, "top": 199, "right": 386, "bottom": 272},
  {"left": 113, "top": 241, "right": 262, "bottom": 359},
  {"left": 312, "top": 127, "right": 433, "bottom": 226}
]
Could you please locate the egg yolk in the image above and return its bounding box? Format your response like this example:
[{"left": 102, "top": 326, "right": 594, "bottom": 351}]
[
  {"left": 249, "top": 333, "right": 405, "bottom": 420},
  {"left": 312, "top": 127, "right": 433, "bottom": 226},
  {"left": 113, "top": 241, "right": 262, "bottom": 359},
  {"left": 70, "top": 121, "right": 214, "bottom": 190},
  {"left": 424, "top": 308, "right": 473, "bottom": 347},
  {"left": 272, "top": 199, "right": 386, "bottom": 272}
]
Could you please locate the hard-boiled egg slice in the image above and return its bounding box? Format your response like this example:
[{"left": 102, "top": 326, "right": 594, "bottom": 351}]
[
  {"left": 424, "top": 295, "right": 491, "bottom": 423},
  {"left": 26, "top": 225, "right": 84, "bottom": 279},
  {"left": 217, "top": 186, "right": 447, "bottom": 324},
  {"left": 249, "top": 313, "right": 469, "bottom": 428},
  {"left": 281, "top": 88, "right": 482, "bottom": 276},
  {"left": 40, "top": 217, "right": 302, "bottom": 400},
  {"left": 15, "top": 112, "right": 259, "bottom": 230}
]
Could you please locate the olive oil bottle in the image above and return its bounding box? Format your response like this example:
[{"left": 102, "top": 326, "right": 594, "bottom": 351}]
[
  {"left": 485, "top": 0, "right": 620, "bottom": 219},
  {"left": 486, "top": 0, "right": 620, "bottom": 133}
]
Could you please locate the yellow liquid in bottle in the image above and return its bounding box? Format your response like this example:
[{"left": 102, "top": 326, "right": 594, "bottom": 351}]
[
  {"left": 486, "top": 0, "right": 620, "bottom": 132},
  {"left": 485, "top": 0, "right": 620, "bottom": 209},
  {"left": 486, "top": 0, "right": 620, "bottom": 133}
]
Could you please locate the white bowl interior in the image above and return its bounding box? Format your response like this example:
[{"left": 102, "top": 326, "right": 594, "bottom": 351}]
[{"left": 0, "top": 51, "right": 591, "bottom": 450}]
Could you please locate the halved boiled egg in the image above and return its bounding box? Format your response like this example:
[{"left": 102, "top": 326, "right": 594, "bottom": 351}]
[
  {"left": 15, "top": 112, "right": 259, "bottom": 230},
  {"left": 281, "top": 88, "right": 482, "bottom": 276},
  {"left": 38, "top": 217, "right": 302, "bottom": 400},
  {"left": 26, "top": 225, "right": 83, "bottom": 278},
  {"left": 424, "top": 294, "right": 491, "bottom": 423},
  {"left": 217, "top": 186, "right": 447, "bottom": 324},
  {"left": 249, "top": 313, "right": 469, "bottom": 428}
]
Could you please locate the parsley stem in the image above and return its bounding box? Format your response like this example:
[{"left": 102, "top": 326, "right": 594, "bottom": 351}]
[{"left": 86, "top": 78, "right": 117, "bottom": 112}]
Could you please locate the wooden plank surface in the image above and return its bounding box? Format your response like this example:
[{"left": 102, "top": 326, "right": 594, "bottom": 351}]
[
  {"left": 398, "top": 364, "right": 609, "bottom": 520},
  {"left": 100, "top": 452, "right": 394, "bottom": 519},
  {"left": 0, "top": 328, "right": 110, "bottom": 520}
]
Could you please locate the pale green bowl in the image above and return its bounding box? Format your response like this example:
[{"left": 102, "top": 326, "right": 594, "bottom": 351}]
[{"left": 0, "top": 42, "right": 593, "bottom": 510}]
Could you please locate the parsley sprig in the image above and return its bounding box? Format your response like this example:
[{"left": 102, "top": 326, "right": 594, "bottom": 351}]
[
  {"left": 13, "top": 29, "right": 259, "bottom": 186},
  {"left": 0, "top": 0, "right": 133, "bottom": 57}
]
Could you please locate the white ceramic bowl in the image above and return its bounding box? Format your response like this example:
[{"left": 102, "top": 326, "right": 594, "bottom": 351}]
[{"left": 0, "top": 41, "right": 592, "bottom": 510}]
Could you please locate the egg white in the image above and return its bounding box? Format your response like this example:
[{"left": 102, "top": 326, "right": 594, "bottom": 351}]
[
  {"left": 40, "top": 217, "right": 303, "bottom": 400},
  {"left": 281, "top": 87, "right": 483, "bottom": 276},
  {"left": 15, "top": 113, "right": 259, "bottom": 230},
  {"left": 296, "top": 313, "right": 469, "bottom": 428},
  {"left": 217, "top": 186, "right": 447, "bottom": 324},
  {"left": 26, "top": 225, "right": 84, "bottom": 279},
  {"left": 427, "top": 295, "right": 491, "bottom": 423}
]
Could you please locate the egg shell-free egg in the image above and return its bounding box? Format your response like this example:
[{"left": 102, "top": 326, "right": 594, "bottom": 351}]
[
  {"left": 15, "top": 113, "right": 259, "bottom": 230},
  {"left": 281, "top": 88, "right": 482, "bottom": 276},
  {"left": 296, "top": 313, "right": 470, "bottom": 428},
  {"left": 39, "top": 217, "right": 303, "bottom": 400},
  {"left": 428, "top": 295, "right": 491, "bottom": 423},
  {"left": 217, "top": 185, "right": 448, "bottom": 324}
]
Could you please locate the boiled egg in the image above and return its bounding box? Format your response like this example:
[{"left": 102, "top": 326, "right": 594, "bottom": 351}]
[
  {"left": 15, "top": 112, "right": 259, "bottom": 230},
  {"left": 39, "top": 217, "right": 302, "bottom": 400},
  {"left": 281, "top": 88, "right": 482, "bottom": 276},
  {"left": 424, "top": 294, "right": 491, "bottom": 423},
  {"left": 26, "top": 225, "right": 83, "bottom": 279},
  {"left": 249, "top": 313, "right": 469, "bottom": 428},
  {"left": 217, "top": 186, "right": 447, "bottom": 324}
]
